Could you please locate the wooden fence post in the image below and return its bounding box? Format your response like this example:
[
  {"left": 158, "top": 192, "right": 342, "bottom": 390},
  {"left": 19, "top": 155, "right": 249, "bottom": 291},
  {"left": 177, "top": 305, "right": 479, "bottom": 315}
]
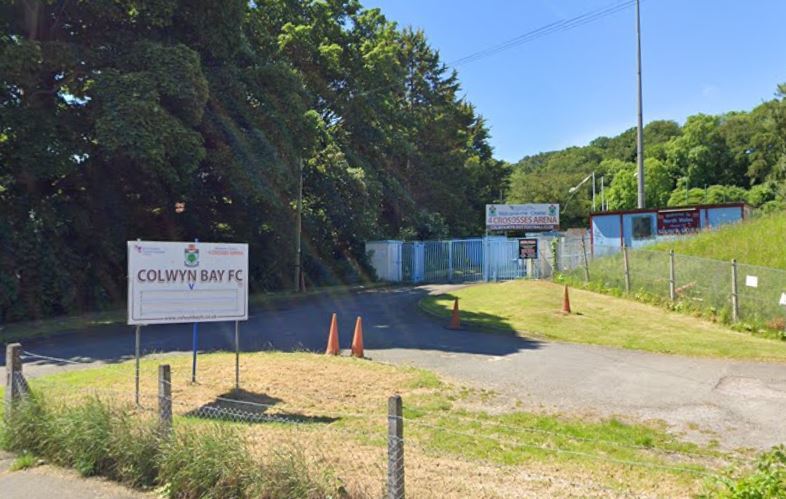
[
  {"left": 731, "top": 259, "right": 739, "bottom": 322},
  {"left": 158, "top": 364, "right": 172, "bottom": 436},
  {"left": 387, "top": 395, "right": 404, "bottom": 499},
  {"left": 4, "top": 343, "right": 22, "bottom": 418},
  {"left": 669, "top": 250, "right": 676, "bottom": 301},
  {"left": 622, "top": 245, "right": 631, "bottom": 293},
  {"left": 580, "top": 234, "right": 590, "bottom": 282}
]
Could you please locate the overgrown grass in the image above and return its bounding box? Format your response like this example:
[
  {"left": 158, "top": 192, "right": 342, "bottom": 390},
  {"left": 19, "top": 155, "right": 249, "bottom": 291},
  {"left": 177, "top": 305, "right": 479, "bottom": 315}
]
[
  {"left": 420, "top": 280, "right": 786, "bottom": 361},
  {"left": 2, "top": 393, "right": 162, "bottom": 486},
  {"left": 649, "top": 210, "right": 786, "bottom": 270},
  {"left": 10, "top": 453, "right": 37, "bottom": 471},
  {"left": 1, "top": 392, "right": 343, "bottom": 498},
  {"left": 3, "top": 351, "right": 754, "bottom": 496},
  {"left": 561, "top": 248, "right": 786, "bottom": 340}
]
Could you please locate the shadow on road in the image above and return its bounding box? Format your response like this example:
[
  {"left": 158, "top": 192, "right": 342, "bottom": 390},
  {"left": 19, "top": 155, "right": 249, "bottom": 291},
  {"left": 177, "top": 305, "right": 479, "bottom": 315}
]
[{"left": 5, "top": 286, "right": 540, "bottom": 373}]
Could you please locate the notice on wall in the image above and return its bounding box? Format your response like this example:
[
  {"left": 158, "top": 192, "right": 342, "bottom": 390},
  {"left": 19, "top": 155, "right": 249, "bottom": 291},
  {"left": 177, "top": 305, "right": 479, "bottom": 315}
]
[
  {"left": 518, "top": 238, "right": 539, "bottom": 259},
  {"left": 127, "top": 241, "right": 248, "bottom": 325},
  {"left": 486, "top": 204, "right": 559, "bottom": 231},
  {"left": 745, "top": 275, "right": 758, "bottom": 288},
  {"left": 656, "top": 209, "right": 700, "bottom": 235}
]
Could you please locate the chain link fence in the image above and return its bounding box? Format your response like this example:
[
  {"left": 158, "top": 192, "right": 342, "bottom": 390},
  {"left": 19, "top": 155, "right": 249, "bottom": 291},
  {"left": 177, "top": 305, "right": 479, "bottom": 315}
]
[
  {"left": 560, "top": 246, "right": 786, "bottom": 330},
  {"left": 3, "top": 344, "right": 757, "bottom": 497}
]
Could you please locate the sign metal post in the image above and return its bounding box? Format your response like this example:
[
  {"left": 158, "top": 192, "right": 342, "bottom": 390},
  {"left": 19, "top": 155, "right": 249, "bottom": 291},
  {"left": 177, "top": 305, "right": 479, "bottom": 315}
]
[
  {"left": 191, "top": 238, "right": 199, "bottom": 384},
  {"left": 128, "top": 240, "right": 249, "bottom": 403},
  {"left": 135, "top": 325, "right": 141, "bottom": 406},
  {"left": 234, "top": 320, "right": 240, "bottom": 390},
  {"left": 191, "top": 322, "right": 198, "bottom": 383}
]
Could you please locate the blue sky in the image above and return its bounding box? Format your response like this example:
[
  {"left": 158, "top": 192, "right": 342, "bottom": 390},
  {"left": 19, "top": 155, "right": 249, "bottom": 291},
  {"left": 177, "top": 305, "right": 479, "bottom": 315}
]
[{"left": 364, "top": 0, "right": 786, "bottom": 162}]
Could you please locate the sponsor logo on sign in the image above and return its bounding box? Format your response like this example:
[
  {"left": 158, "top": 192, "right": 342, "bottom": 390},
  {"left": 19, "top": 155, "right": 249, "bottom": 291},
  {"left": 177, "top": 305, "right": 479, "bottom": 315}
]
[
  {"left": 133, "top": 244, "right": 165, "bottom": 256},
  {"left": 184, "top": 244, "right": 200, "bottom": 267}
]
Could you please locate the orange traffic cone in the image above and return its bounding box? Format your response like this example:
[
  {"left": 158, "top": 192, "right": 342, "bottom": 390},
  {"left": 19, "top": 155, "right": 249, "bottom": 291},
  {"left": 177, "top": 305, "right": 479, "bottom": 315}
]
[
  {"left": 351, "top": 316, "right": 364, "bottom": 358},
  {"left": 325, "top": 313, "right": 340, "bottom": 355},
  {"left": 562, "top": 285, "right": 572, "bottom": 314},
  {"left": 448, "top": 298, "right": 461, "bottom": 330}
]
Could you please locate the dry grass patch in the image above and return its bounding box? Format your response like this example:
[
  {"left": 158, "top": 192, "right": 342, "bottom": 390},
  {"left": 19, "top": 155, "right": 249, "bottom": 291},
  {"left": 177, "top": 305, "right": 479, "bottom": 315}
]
[{"left": 24, "top": 352, "right": 738, "bottom": 497}]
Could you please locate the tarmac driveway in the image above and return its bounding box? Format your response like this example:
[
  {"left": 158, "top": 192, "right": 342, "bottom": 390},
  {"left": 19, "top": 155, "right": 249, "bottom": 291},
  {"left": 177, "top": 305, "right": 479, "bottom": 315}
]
[{"left": 9, "top": 285, "right": 786, "bottom": 450}]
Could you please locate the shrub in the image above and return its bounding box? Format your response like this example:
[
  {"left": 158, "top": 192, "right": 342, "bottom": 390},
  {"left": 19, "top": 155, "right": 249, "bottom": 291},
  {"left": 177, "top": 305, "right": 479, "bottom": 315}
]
[{"left": 708, "top": 445, "right": 786, "bottom": 498}]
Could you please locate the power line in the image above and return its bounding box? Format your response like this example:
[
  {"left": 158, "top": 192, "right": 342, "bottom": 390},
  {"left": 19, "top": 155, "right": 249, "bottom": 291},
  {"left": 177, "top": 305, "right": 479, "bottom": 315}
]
[
  {"left": 351, "top": 1, "right": 640, "bottom": 100},
  {"left": 449, "top": 0, "right": 638, "bottom": 67}
]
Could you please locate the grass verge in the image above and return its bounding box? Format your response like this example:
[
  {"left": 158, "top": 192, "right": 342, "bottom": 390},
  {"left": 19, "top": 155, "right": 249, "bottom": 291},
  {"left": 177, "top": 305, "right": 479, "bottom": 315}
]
[
  {"left": 1, "top": 351, "right": 758, "bottom": 497},
  {"left": 419, "top": 280, "right": 786, "bottom": 361}
]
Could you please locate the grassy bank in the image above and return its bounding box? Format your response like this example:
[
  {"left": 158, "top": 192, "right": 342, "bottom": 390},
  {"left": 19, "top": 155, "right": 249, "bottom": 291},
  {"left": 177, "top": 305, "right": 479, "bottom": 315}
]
[
  {"left": 561, "top": 247, "right": 786, "bottom": 336},
  {"left": 649, "top": 210, "right": 786, "bottom": 270},
  {"left": 420, "top": 280, "right": 786, "bottom": 361},
  {"left": 0, "top": 283, "right": 387, "bottom": 345},
  {"left": 1, "top": 352, "right": 748, "bottom": 497}
]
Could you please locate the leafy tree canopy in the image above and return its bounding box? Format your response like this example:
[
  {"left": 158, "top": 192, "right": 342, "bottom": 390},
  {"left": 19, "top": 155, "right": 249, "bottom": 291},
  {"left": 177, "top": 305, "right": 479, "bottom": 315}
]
[{"left": 0, "top": 0, "right": 506, "bottom": 321}]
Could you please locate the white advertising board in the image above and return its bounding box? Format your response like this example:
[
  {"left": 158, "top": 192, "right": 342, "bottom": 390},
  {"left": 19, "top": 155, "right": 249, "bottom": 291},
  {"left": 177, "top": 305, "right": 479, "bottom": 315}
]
[
  {"left": 486, "top": 204, "right": 560, "bottom": 231},
  {"left": 127, "top": 241, "right": 248, "bottom": 325}
]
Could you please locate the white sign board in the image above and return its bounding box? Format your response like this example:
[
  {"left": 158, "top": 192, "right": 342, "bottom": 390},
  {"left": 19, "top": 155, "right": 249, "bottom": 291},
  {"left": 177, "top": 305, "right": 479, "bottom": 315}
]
[
  {"left": 127, "top": 241, "right": 248, "bottom": 325},
  {"left": 745, "top": 275, "right": 758, "bottom": 288},
  {"left": 486, "top": 204, "right": 560, "bottom": 231},
  {"left": 780, "top": 292, "right": 786, "bottom": 306}
]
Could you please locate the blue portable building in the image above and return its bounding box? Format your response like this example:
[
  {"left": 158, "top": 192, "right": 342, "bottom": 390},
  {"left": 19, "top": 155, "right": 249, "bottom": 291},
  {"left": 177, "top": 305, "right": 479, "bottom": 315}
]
[{"left": 589, "top": 203, "right": 748, "bottom": 253}]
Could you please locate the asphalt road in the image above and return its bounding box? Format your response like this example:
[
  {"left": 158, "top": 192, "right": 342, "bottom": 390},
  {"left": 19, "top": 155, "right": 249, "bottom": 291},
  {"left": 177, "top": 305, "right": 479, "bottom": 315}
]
[{"left": 9, "top": 285, "right": 786, "bottom": 450}]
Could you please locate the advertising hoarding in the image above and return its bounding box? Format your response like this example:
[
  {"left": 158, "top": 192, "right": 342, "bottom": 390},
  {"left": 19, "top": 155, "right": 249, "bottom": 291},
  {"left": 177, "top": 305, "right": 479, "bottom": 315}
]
[
  {"left": 486, "top": 204, "right": 560, "bottom": 231},
  {"left": 127, "top": 241, "right": 248, "bottom": 325},
  {"left": 656, "top": 209, "right": 700, "bottom": 235}
]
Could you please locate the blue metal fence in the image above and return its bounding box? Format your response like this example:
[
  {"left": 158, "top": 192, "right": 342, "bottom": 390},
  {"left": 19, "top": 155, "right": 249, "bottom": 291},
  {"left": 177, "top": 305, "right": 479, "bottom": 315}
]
[{"left": 372, "top": 238, "right": 540, "bottom": 284}]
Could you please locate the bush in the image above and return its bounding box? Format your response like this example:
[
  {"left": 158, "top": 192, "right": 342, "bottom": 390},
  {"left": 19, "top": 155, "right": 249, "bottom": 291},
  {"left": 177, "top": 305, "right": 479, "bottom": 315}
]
[{"left": 708, "top": 445, "right": 786, "bottom": 498}]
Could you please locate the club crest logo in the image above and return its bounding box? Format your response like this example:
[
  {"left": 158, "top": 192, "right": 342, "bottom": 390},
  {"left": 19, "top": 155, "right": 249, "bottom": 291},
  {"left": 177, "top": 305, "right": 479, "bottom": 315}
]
[
  {"left": 184, "top": 244, "right": 199, "bottom": 267},
  {"left": 488, "top": 205, "right": 497, "bottom": 217},
  {"left": 548, "top": 205, "right": 557, "bottom": 216}
]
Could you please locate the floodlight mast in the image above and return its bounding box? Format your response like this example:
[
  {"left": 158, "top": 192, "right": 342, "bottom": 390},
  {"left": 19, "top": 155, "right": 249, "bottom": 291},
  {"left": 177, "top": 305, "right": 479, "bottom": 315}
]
[{"left": 635, "top": 0, "right": 645, "bottom": 208}]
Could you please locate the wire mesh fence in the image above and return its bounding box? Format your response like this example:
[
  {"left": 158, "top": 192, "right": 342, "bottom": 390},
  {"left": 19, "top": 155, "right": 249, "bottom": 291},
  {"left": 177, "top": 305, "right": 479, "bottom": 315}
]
[
  {"left": 561, "top": 247, "right": 786, "bottom": 329},
  {"left": 3, "top": 347, "right": 757, "bottom": 497}
]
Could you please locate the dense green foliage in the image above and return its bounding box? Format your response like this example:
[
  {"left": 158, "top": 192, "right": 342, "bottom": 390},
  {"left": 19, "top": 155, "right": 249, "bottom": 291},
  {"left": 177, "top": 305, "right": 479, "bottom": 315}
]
[
  {"left": 709, "top": 445, "right": 786, "bottom": 498},
  {"left": 509, "top": 91, "right": 786, "bottom": 227},
  {"left": 0, "top": 0, "right": 508, "bottom": 321}
]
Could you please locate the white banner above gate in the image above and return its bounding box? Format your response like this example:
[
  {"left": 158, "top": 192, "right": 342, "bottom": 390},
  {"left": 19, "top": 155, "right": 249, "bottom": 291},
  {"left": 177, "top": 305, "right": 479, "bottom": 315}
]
[{"left": 485, "top": 204, "right": 560, "bottom": 231}]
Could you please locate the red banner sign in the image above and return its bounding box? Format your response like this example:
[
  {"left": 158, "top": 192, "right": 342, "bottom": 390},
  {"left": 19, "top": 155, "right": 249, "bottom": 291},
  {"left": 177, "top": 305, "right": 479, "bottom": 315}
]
[{"left": 657, "top": 210, "right": 700, "bottom": 235}]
